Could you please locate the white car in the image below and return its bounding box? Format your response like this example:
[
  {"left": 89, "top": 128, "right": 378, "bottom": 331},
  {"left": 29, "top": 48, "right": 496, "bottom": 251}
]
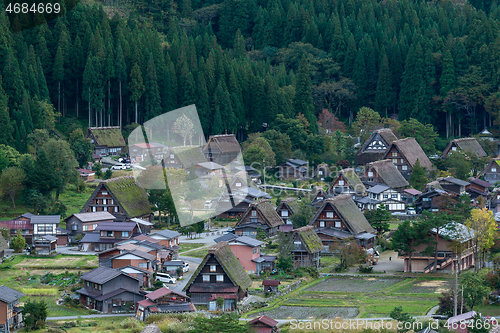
[
  {"left": 406, "top": 207, "right": 416, "bottom": 215},
  {"left": 111, "top": 164, "right": 126, "bottom": 170},
  {"left": 156, "top": 272, "right": 176, "bottom": 284},
  {"left": 183, "top": 263, "right": 189, "bottom": 273}
]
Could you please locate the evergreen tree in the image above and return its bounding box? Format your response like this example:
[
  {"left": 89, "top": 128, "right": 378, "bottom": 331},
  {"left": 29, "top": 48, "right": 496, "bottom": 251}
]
[
  {"left": 144, "top": 54, "right": 161, "bottom": 121},
  {"left": 408, "top": 159, "right": 428, "bottom": 191},
  {"left": 115, "top": 43, "right": 126, "bottom": 129},
  {"left": 294, "top": 57, "right": 317, "bottom": 133},
  {"left": 374, "top": 53, "right": 394, "bottom": 117},
  {"left": 129, "top": 63, "right": 145, "bottom": 124},
  {"left": 399, "top": 43, "right": 424, "bottom": 120},
  {"left": 0, "top": 76, "right": 13, "bottom": 147},
  {"left": 440, "top": 50, "right": 457, "bottom": 96}
]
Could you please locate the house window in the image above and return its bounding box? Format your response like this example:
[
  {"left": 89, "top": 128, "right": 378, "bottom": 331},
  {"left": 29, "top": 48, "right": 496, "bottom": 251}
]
[
  {"left": 83, "top": 225, "right": 88, "bottom": 231},
  {"left": 106, "top": 231, "right": 114, "bottom": 237},
  {"left": 72, "top": 224, "right": 77, "bottom": 231},
  {"left": 110, "top": 199, "right": 114, "bottom": 204},
  {"left": 236, "top": 182, "right": 241, "bottom": 187},
  {"left": 251, "top": 218, "right": 258, "bottom": 223},
  {"left": 210, "top": 265, "right": 216, "bottom": 272},
  {"left": 93, "top": 224, "right": 98, "bottom": 230},
  {"left": 103, "top": 199, "right": 107, "bottom": 205},
  {"left": 92, "top": 206, "right": 96, "bottom": 212},
  {"left": 216, "top": 275, "right": 224, "bottom": 282},
  {"left": 102, "top": 191, "right": 108, "bottom": 196},
  {"left": 392, "top": 152, "right": 397, "bottom": 157},
  {"left": 368, "top": 171, "right": 373, "bottom": 177},
  {"left": 338, "top": 180, "right": 344, "bottom": 186},
  {"left": 122, "top": 231, "right": 129, "bottom": 237},
  {"left": 391, "top": 194, "right": 398, "bottom": 198},
  {"left": 383, "top": 194, "right": 388, "bottom": 199},
  {"left": 170, "top": 154, "right": 174, "bottom": 159},
  {"left": 493, "top": 167, "right": 497, "bottom": 172},
  {"left": 139, "top": 263, "right": 147, "bottom": 268},
  {"left": 203, "top": 275, "right": 210, "bottom": 282},
  {"left": 114, "top": 207, "right": 118, "bottom": 212},
  {"left": 393, "top": 159, "right": 397, "bottom": 164},
  {"left": 452, "top": 147, "right": 457, "bottom": 151},
  {"left": 335, "top": 221, "right": 341, "bottom": 228},
  {"left": 281, "top": 210, "right": 288, "bottom": 217},
  {"left": 319, "top": 221, "right": 325, "bottom": 227},
  {"left": 251, "top": 210, "right": 257, "bottom": 217},
  {"left": 326, "top": 212, "right": 334, "bottom": 218},
  {"left": 402, "top": 165, "right": 407, "bottom": 171}
]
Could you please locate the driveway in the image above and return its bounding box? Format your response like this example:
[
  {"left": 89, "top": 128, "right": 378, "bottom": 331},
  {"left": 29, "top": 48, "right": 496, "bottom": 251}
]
[
  {"left": 56, "top": 246, "right": 98, "bottom": 256},
  {"left": 371, "top": 250, "right": 404, "bottom": 273},
  {"left": 168, "top": 256, "right": 202, "bottom": 293},
  {"left": 178, "top": 228, "right": 231, "bottom": 245}
]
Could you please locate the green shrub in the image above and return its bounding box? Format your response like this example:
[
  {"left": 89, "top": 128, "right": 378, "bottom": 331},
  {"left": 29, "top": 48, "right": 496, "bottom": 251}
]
[
  {"left": 120, "top": 317, "right": 140, "bottom": 329},
  {"left": 358, "top": 265, "right": 374, "bottom": 273}
]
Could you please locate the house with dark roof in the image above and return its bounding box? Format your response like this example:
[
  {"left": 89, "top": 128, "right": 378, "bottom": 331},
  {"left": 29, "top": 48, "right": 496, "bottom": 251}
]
[
  {"left": 79, "top": 221, "right": 138, "bottom": 252},
  {"left": 356, "top": 128, "right": 398, "bottom": 165},
  {"left": 234, "top": 200, "right": 284, "bottom": 238},
  {"left": 277, "top": 159, "right": 309, "bottom": 180},
  {"left": 466, "top": 178, "right": 492, "bottom": 199},
  {"left": 311, "top": 188, "right": 328, "bottom": 208},
  {"left": 479, "top": 158, "right": 500, "bottom": 184},
  {"left": 359, "top": 185, "right": 405, "bottom": 213},
  {"left": 402, "top": 188, "right": 422, "bottom": 205},
  {"left": 76, "top": 266, "right": 144, "bottom": 313},
  {"left": 136, "top": 287, "right": 196, "bottom": 321},
  {"left": 149, "top": 229, "right": 181, "bottom": 259},
  {"left": 183, "top": 242, "right": 251, "bottom": 309},
  {"left": 129, "top": 142, "right": 166, "bottom": 163},
  {"left": 414, "top": 188, "right": 450, "bottom": 213},
  {"left": 360, "top": 160, "right": 409, "bottom": 191},
  {"left": 214, "top": 235, "right": 275, "bottom": 275},
  {"left": 436, "top": 177, "right": 469, "bottom": 195},
  {"left": 80, "top": 176, "right": 153, "bottom": 222},
  {"left": 285, "top": 226, "right": 323, "bottom": 269},
  {"left": 248, "top": 315, "right": 280, "bottom": 333},
  {"left": 164, "top": 146, "right": 207, "bottom": 169},
  {"left": 441, "top": 137, "right": 487, "bottom": 158},
  {"left": 86, "top": 127, "right": 126, "bottom": 156},
  {"left": 0, "top": 213, "right": 67, "bottom": 247},
  {"left": 194, "top": 161, "right": 225, "bottom": 178},
  {"left": 310, "top": 195, "right": 376, "bottom": 250},
  {"left": 78, "top": 168, "right": 96, "bottom": 182},
  {"left": 117, "top": 265, "right": 154, "bottom": 288},
  {"left": 382, "top": 137, "right": 433, "bottom": 179},
  {"left": 203, "top": 134, "right": 241, "bottom": 166},
  {"left": 0, "top": 213, "right": 34, "bottom": 244},
  {"left": 328, "top": 168, "right": 366, "bottom": 197},
  {"left": 276, "top": 198, "right": 299, "bottom": 225},
  {"left": 65, "top": 211, "right": 116, "bottom": 239},
  {"left": 0, "top": 286, "right": 24, "bottom": 332},
  {"left": 262, "top": 280, "right": 280, "bottom": 293},
  {"left": 245, "top": 165, "right": 262, "bottom": 184}
]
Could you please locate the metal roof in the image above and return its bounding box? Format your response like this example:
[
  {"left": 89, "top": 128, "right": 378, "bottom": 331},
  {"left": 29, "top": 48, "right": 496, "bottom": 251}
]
[
  {"left": 79, "top": 233, "right": 100, "bottom": 243},
  {"left": 42, "top": 235, "right": 58, "bottom": 242},
  {"left": 152, "top": 229, "right": 181, "bottom": 239},
  {"left": 214, "top": 233, "right": 239, "bottom": 243},
  {"left": 30, "top": 215, "right": 60, "bottom": 224},
  {"left": 230, "top": 236, "right": 264, "bottom": 247},
  {"left": 80, "top": 267, "right": 137, "bottom": 284},
  {"left": 70, "top": 212, "right": 115, "bottom": 223},
  {"left": 95, "top": 222, "right": 136, "bottom": 232},
  {"left": 367, "top": 184, "right": 391, "bottom": 194},
  {"left": 130, "top": 218, "right": 153, "bottom": 226},
  {"left": 196, "top": 162, "right": 224, "bottom": 170},
  {"left": 439, "top": 176, "right": 469, "bottom": 187},
  {"left": 0, "top": 286, "right": 24, "bottom": 303}
]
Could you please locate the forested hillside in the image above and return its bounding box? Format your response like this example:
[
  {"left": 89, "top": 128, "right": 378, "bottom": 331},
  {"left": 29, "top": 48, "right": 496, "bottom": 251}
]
[{"left": 1, "top": 0, "right": 500, "bottom": 154}]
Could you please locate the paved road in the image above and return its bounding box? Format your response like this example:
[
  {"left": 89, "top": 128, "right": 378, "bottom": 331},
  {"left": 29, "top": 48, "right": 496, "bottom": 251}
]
[
  {"left": 47, "top": 313, "right": 134, "bottom": 321},
  {"left": 167, "top": 256, "right": 202, "bottom": 293}
]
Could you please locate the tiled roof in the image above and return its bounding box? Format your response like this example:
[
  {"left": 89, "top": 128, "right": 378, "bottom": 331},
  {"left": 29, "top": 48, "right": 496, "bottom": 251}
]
[
  {"left": 30, "top": 215, "right": 60, "bottom": 224},
  {"left": 231, "top": 236, "right": 264, "bottom": 247},
  {"left": 0, "top": 286, "right": 24, "bottom": 303},
  {"left": 80, "top": 267, "right": 136, "bottom": 284},
  {"left": 152, "top": 229, "right": 181, "bottom": 239},
  {"left": 133, "top": 235, "right": 160, "bottom": 243},
  {"left": 214, "top": 233, "right": 239, "bottom": 243},
  {"left": 95, "top": 222, "right": 136, "bottom": 232},
  {"left": 248, "top": 315, "right": 279, "bottom": 327},
  {"left": 262, "top": 280, "right": 280, "bottom": 286},
  {"left": 145, "top": 287, "right": 188, "bottom": 301},
  {"left": 69, "top": 212, "right": 115, "bottom": 223}
]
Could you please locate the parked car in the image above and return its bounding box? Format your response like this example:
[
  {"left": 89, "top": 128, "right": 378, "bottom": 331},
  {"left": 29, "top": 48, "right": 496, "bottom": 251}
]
[
  {"left": 183, "top": 263, "right": 189, "bottom": 273},
  {"left": 111, "top": 164, "right": 126, "bottom": 170},
  {"left": 204, "top": 200, "right": 213, "bottom": 209},
  {"left": 406, "top": 207, "right": 416, "bottom": 215},
  {"left": 156, "top": 272, "right": 176, "bottom": 284}
]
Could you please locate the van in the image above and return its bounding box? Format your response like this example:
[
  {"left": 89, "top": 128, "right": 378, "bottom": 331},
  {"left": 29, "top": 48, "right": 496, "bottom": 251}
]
[
  {"left": 111, "top": 164, "right": 126, "bottom": 170},
  {"left": 156, "top": 272, "right": 176, "bottom": 284},
  {"left": 204, "top": 201, "right": 212, "bottom": 209}
]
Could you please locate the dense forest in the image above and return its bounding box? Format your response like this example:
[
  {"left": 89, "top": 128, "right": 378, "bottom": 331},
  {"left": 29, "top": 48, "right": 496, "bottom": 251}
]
[{"left": 1, "top": 0, "right": 500, "bottom": 154}]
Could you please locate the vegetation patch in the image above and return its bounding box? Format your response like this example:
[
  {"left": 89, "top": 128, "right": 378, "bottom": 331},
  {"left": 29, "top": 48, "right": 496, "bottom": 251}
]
[
  {"left": 252, "top": 305, "right": 359, "bottom": 319},
  {"left": 305, "top": 277, "right": 403, "bottom": 293}
]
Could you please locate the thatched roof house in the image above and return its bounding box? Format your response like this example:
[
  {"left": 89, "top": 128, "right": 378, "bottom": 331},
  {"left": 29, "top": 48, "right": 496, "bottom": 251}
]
[
  {"left": 382, "top": 137, "right": 433, "bottom": 180},
  {"left": 441, "top": 137, "right": 487, "bottom": 158},
  {"left": 328, "top": 168, "right": 366, "bottom": 196},
  {"left": 235, "top": 199, "right": 284, "bottom": 237},
  {"left": 361, "top": 160, "right": 409, "bottom": 190},
  {"left": 86, "top": 127, "right": 126, "bottom": 156},
  {"left": 357, "top": 128, "right": 398, "bottom": 165}
]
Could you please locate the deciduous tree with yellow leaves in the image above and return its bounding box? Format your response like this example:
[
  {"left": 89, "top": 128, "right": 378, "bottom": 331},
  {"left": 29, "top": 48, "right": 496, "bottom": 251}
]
[{"left": 465, "top": 208, "right": 496, "bottom": 271}]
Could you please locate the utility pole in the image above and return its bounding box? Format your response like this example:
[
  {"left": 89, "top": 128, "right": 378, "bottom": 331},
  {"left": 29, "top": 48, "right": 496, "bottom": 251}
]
[
  {"left": 454, "top": 259, "right": 458, "bottom": 317},
  {"left": 461, "top": 285, "right": 464, "bottom": 315}
]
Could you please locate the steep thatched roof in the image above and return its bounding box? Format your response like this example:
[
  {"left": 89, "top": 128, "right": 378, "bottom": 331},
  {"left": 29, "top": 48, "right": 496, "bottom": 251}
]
[
  {"left": 444, "top": 137, "right": 487, "bottom": 157},
  {"left": 237, "top": 199, "right": 284, "bottom": 228},
  {"left": 386, "top": 138, "right": 433, "bottom": 169},
  {"left": 311, "top": 194, "right": 375, "bottom": 235},
  {"left": 280, "top": 197, "right": 300, "bottom": 215},
  {"left": 84, "top": 176, "right": 151, "bottom": 218},
  {"left": 360, "top": 128, "right": 398, "bottom": 153},
  {"left": 339, "top": 168, "right": 366, "bottom": 194},
  {"left": 183, "top": 242, "right": 252, "bottom": 292},
  {"left": 315, "top": 163, "right": 332, "bottom": 178},
  {"left": 366, "top": 160, "right": 409, "bottom": 189},
  {"left": 202, "top": 134, "right": 241, "bottom": 153},
  {"left": 171, "top": 146, "right": 207, "bottom": 168},
  {"left": 87, "top": 127, "right": 126, "bottom": 148},
  {"left": 293, "top": 226, "right": 323, "bottom": 253}
]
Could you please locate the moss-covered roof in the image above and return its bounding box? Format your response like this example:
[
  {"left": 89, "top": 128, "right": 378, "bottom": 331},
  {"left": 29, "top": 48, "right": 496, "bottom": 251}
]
[
  {"left": 88, "top": 127, "right": 126, "bottom": 148},
  {"left": 293, "top": 226, "right": 323, "bottom": 253},
  {"left": 171, "top": 146, "right": 207, "bottom": 168},
  {"left": 445, "top": 137, "right": 487, "bottom": 158},
  {"left": 280, "top": 197, "right": 299, "bottom": 215},
  {"left": 183, "top": 242, "right": 252, "bottom": 292},
  {"left": 92, "top": 176, "right": 151, "bottom": 218},
  {"left": 366, "top": 160, "right": 409, "bottom": 189},
  {"left": 340, "top": 168, "right": 366, "bottom": 194}
]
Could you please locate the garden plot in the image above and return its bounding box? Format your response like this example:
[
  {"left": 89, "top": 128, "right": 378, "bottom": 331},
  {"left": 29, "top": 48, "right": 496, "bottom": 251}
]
[
  {"left": 390, "top": 279, "right": 450, "bottom": 294},
  {"left": 305, "top": 277, "right": 403, "bottom": 293},
  {"left": 257, "top": 306, "right": 359, "bottom": 319}
]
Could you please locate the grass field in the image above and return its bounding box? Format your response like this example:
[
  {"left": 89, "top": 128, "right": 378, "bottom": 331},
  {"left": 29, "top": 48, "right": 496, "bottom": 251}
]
[
  {"left": 13, "top": 255, "right": 98, "bottom": 269},
  {"left": 179, "top": 243, "right": 206, "bottom": 253},
  {"left": 185, "top": 247, "right": 210, "bottom": 258}
]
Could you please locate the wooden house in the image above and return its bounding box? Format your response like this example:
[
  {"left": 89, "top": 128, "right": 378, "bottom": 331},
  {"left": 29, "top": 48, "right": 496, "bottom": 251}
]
[
  {"left": 359, "top": 185, "right": 405, "bottom": 212},
  {"left": 80, "top": 176, "right": 153, "bottom": 221},
  {"left": 356, "top": 128, "right": 398, "bottom": 165},
  {"left": 78, "top": 168, "right": 96, "bottom": 182},
  {"left": 466, "top": 178, "right": 492, "bottom": 199},
  {"left": 310, "top": 194, "right": 376, "bottom": 250},
  {"left": 360, "top": 160, "right": 409, "bottom": 192},
  {"left": 400, "top": 222, "right": 475, "bottom": 273},
  {"left": 245, "top": 165, "right": 262, "bottom": 184},
  {"left": 234, "top": 200, "right": 284, "bottom": 238},
  {"left": 183, "top": 242, "right": 252, "bottom": 310},
  {"left": 262, "top": 280, "right": 280, "bottom": 293},
  {"left": 315, "top": 163, "right": 332, "bottom": 180},
  {"left": 0, "top": 286, "right": 24, "bottom": 333},
  {"left": 65, "top": 211, "right": 116, "bottom": 239},
  {"left": 277, "top": 159, "right": 309, "bottom": 180},
  {"left": 149, "top": 229, "right": 181, "bottom": 258},
  {"left": 0, "top": 213, "right": 34, "bottom": 244},
  {"left": 441, "top": 137, "right": 487, "bottom": 158},
  {"left": 276, "top": 198, "right": 299, "bottom": 225},
  {"left": 129, "top": 142, "right": 166, "bottom": 163},
  {"left": 194, "top": 162, "right": 224, "bottom": 178},
  {"left": 382, "top": 137, "right": 433, "bottom": 179},
  {"left": 76, "top": 267, "right": 144, "bottom": 313},
  {"left": 136, "top": 287, "right": 196, "bottom": 321},
  {"left": 163, "top": 146, "right": 207, "bottom": 169},
  {"left": 248, "top": 315, "right": 280, "bottom": 333},
  {"left": 79, "top": 221, "right": 138, "bottom": 252},
  {"left": 203, "top": 134, "right": 241, "bottom": 166},
  {"left": 286, "top": 226, "right": 323, "bottom": 269},
  {"left": 436, "top": 177, "right": 469, "bottom": 195},
  {"left": 311, "top": 188, "right": 328, "bottom": 208},
  {"left": 86, "top": 127, "right": 126, "bottom": 156},
  {"left": 34, "top": 235, "right": 58, "bottom": 255},
  {"left": 117, "top": 265, "right": 154, "bottom": 288},
  {"left": 479, "top": 158, "right": 500, "bottom": 185},
  {"left": 414, "top": 188, "right": 449, "bottom": 213},
  {"left": 328, "top": 168, "right": 366, "bottom": 197}
]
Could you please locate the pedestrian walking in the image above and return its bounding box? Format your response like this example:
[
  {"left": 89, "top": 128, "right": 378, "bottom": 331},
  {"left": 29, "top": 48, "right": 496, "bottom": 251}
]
[{"left": 389, "top": 256, "right": 391, "bottom": 261}]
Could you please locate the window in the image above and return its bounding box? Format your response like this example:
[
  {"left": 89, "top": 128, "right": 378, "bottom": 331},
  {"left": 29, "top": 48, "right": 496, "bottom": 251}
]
[
  {"left": 319, "top": 221, "right": 325, "bottom": 227},
  {"left": 139, "top": 263, "right": 147, "bottom": 268},
  {"left": 493, "top": 167, "right": 497, "bottom": 172},
  {"left": 383, "top": 194, "right": 388, "bottom": 199},
  {"left": 203, "top": 274, "right": 210, "bottom": 282},
  {"left": 281, "top": 210, "right": 288, "bottom": 217},
  {"left": 319, "top": 170, "right": 323, "bottom": 175},
  {"left": 111, "top": 199, "right": 114, "bottom": 204},
  {"left": 335, "top": 221, "right": 341, "bottom": 228},
  {"left": 400, "top": 159, "right": 404, "bottom": 164},
  {"left": 338, "top": 180, "right": 344, "bottom": 186},
  {"left": 210, "top": 265, "right": 216, "bottom": 272},
  {"left": 106, "top": 231, "right": 114, "bottom": 237},
  {"left": 251, "top": 218, "right": 258, "bottom": 223},
  {"left": 392, "top": 159, "right": 397, "bottom": 164},
  {"left": 93, "top": 223, "right": 98, "bottom": 230},
  {"left": 122, "top": 231, "right": 129, "bottom": 238},
  {"left": 170, "top": 154, "right": 174, "bottom": 159},
  {"left": 236, "top": 182, "right": 241, "bottom": 187},
  {"left": 392, "top": 152, "right": 397, "bottom": 157},
  {"left": 251, "top": 210, "right": 257, "bottom": 217},
  {"left": 452, "top": 147, "right": 457, "bottom": 151},
  {"left": 114, "top": 207, "right": 118, "bottom": 212},
  {"left": 83, "top": 225, "right": 88, "bottom": 231},
  {"left": 72, "top": 224, "right": 77, "bottom": 231},
  {"left": 92, "top": 206, "right": 96, "bottom": 212},
  {"left": 391, "top": 194, "right": 398, "bottom": 198},
  {"left": 102, "top": 191, "right": 108, "bottom": 196},
  {"left": 326, "top": 212, "right": 334, "bottom": 218},
  {"left": 103, "top": 199, "right": 107, "bottom": 205},
  {"left": 216, "top": 275, "right": 224, "bottom": 282},
  {"left": 402, "top": 165, "right": 407, "bottom": 171},
  {"left": 368, "top": 171, "right": 373, "bottom": 177}
]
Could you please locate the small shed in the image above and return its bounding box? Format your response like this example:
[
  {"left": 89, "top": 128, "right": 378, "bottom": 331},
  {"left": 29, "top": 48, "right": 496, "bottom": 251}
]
[
  {"left": 447, "top": 311, "right": 476, "bottom": 333},
  {"left": 248, "top": 315, "right": 279, "bottom": 333},
  {"left": 34, "top": 235, "right": 58, "bottom": 255},
  {"left": 78, "top": 168, "right": 96, "bottom": 182},
  {"left": 262, "top": 280, "right": 280, "bottom": 293}
]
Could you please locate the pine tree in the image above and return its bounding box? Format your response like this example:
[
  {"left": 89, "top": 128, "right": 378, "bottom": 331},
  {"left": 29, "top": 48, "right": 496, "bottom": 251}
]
[
  {"left": 115, "top": 43, "right": 126, "bottom": 129},
  {"left": 144, "top": 55, "right": 161, "bottom": 121},
  {"left": 0, "top": 76, "right": 13, "bottom": 146},
  {"left": 352, "top": 48, "right": 368, "bottom": 108},
  {"left": 129, "top": 63, "right": 145, "bottom": 124},
  {"left": 453, "top": 40, "right": 469, "bottom": 77},
  {"left": 294, "top": 57, "right": 317, "bottom": 133},
  {"left": 52, "top": 44, "right": 64, "bottom": 115},
  {"left": 375, "top": 53, "right": 394, "bottom": 117},
  {"left": 399, "top": 43, "right": 424, "bottom": 120},
  {"left": 233, "top": 29, "right": 246, "bottom": 59},
  {"left": 409, "top": 159, "right": 428, "bottom": 191},
  {"left": 440, "top": 50, "right": 457, "bottom": 96}
]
